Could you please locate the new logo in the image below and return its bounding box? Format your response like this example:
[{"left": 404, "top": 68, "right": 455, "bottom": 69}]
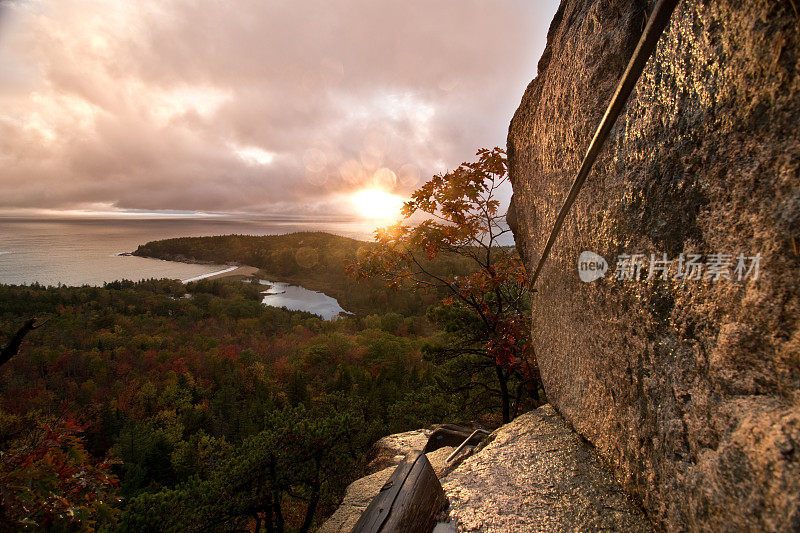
[{"left": 578, "top": 251, "right": 608, "bottom": 282}]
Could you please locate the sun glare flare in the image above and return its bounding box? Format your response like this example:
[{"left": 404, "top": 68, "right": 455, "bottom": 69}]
[{"left": 352, "top": 189, "right": 405, "bottom": 221}]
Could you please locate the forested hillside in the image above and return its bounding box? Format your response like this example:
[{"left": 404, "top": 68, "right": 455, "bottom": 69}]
[
  {"left": 133, "top": 232, "right": 473, "bottom": 316},
  {"left": 0, "top": 280, "right": 482, "bottom": 530}
]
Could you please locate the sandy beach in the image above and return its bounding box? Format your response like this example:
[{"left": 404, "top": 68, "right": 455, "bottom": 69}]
[{"left": 182, "top": 265, "right": 260, "bottom": 283}]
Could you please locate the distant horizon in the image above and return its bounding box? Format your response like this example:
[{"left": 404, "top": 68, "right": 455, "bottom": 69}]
[
  {"left": 0, "top": 215, "right": 386, "bottom": 287},
  {"left": 0, "top": 211, "right": 368, "bottom": 222}
]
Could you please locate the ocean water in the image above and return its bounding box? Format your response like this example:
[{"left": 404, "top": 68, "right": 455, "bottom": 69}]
[{"left": 0, "top": 217, "right": 374, "bottom": 287}]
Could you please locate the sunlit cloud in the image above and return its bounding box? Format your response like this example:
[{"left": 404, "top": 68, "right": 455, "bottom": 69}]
[
  {"left": 0, "top": 0, "right": 559, "bottom": 216},
  {"left": 232, "top": 145, "right": 277, "bottom": 166},
  {"left": 150, "top": 86, "right": 233, "bottom": 125}
]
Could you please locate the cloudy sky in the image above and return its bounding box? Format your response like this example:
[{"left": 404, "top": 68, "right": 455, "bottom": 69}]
[{"left": 0, "top": 0, "right": 558, "bottom": 218}]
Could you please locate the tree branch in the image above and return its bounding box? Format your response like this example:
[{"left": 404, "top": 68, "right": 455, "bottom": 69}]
[{"left": 1, "top": 317, "right": 48, "bottom": 367}]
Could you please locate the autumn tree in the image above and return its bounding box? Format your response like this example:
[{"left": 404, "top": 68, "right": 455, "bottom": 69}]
[
  {"left": 0, "top": 413, "right": 120, "bottom": 531},
  {"left": 348, "top": 148, "right": 541, "bottom": 423}
]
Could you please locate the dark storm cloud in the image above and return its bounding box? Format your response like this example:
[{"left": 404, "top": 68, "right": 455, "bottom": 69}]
[{"left": 0, "top": 0, "right": 558, "bottom": 215}]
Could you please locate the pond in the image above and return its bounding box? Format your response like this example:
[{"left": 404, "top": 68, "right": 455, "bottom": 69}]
[{"left": 257, "top": 280, "right": 350, "bottom": 320}]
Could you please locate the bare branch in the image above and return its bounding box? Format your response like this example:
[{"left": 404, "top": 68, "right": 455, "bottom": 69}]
[{"left": 1, "top": 317, "right": 47, "bottom": 367}]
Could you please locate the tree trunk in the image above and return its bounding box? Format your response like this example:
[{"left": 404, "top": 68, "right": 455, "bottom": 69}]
[
  {"left": 513, "top": 381, "right": 524, "bottom": 419},
  {"left": 300, "top": 456, "right": 321, "bottom": 533},
  {"left": 265, "top": 496, "right": 273, "bottom": 533},
  {"left": 272, "top": 493, "right": 284, "bottom": 533},
  {"left": 496, "top": 364, "right": 510, "bottom": 423},
  {"left": 299, "top": 484, "right": 320, "bottom": 533}
]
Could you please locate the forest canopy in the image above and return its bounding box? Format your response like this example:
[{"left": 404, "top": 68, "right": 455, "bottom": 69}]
[{"left": 0, "top": 274, "right": 499, "bottom": 530}]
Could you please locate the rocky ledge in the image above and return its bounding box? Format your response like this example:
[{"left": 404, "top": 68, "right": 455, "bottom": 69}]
[
  {"left": 442, "top": 405, "right": 651, "bottom": 532},
  {"left": 320, "top": 405, "right": 652, "bottom": 532}
]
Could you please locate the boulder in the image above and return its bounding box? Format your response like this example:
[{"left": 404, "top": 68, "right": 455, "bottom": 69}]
[
  {"left": 317, "top": 466, "right": 396, "bottom": 533},
  {"left": 507, "top": 0, "right": 800, "bottom": 529},
  {"left": 442, "top": 405, "right": 652, "bottom": 532},
  {"left": 426, "top": 446, "right": 457, "bottom": 478},
  {"left": 365, "top": 429, "right": 431, "bottom": 474}
]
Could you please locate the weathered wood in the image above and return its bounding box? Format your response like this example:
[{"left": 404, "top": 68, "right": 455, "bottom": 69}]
[
  {"left": 351, "top": 451, "right": 445, "bottom": 533},
  {"left": 423, "top": 426, "right": 481, "bottom": 453}
]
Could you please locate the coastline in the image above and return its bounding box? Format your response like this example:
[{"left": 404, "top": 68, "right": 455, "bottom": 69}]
[
  {"left": 128, "top": 250, "right": 261, "bottom": 283},
  {"left": 181, "top": 265, "right": 261, "bottom": 283}
]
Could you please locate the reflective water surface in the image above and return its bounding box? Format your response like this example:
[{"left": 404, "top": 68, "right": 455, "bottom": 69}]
[{"left": 258, "top": 280, "right": 349, "bottom": 320}]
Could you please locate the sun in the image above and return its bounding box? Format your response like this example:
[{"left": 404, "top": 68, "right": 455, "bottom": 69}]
[{"left": 351, "top": 189, "right": 405, "bottom": 221}]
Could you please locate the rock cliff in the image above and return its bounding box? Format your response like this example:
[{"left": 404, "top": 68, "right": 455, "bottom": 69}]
[{"left": 507, "top": 0, "right": 800, "bottom": 530}]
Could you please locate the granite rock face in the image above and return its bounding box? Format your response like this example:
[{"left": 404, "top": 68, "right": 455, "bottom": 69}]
[
  {"left": 508, "top": 0, "right": 800, "bottom": 530},
  {"left": 442, "top": 405, "right": 652, "bottom": 532}
]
